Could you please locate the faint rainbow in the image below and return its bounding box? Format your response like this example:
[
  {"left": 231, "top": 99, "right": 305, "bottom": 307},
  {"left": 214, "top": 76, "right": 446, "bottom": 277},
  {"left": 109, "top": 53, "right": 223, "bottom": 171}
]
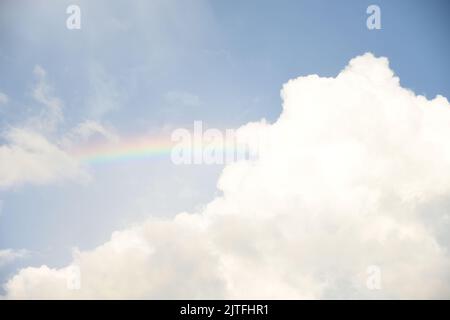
[{"left": 70, "top": 135, "right": 175, "bottom": 165}]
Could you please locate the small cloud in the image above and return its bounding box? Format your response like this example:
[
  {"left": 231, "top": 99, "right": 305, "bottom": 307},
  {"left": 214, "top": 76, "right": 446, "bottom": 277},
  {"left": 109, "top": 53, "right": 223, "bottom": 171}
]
[
  {"left": 0, "top": 249, "right": 28, "bottom": 267},
  {"left": 0, "top": 128, "right": 89, "bottom": 189},
  {"left": 29, "top": 65, "right": 63, "bottom": 132},
  {"left": 0, "top": 92, "right": 8, "bottom": 105},
  {"left": 70, "top": 120, "right": 117, "bottom": 143},
  {"left": 33, "top": 65, "right": 46, "bottom": 78},
  {"left": 61, "top": 120, "right": 119, "bottom": 149}
]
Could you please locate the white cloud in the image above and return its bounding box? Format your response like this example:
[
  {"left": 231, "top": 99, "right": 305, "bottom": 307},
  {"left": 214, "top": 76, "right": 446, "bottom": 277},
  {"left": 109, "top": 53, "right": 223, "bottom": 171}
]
[
  {"left": 0, "top": 92, "right": 8, "bottom": 105},
  {"left": 28, "top": 65, "right": 63, "bottom": 132},
  {"left": 0, "top": 249, "right": 28, "bottom": 267},
  {"left": 0, "top": 128, "right": 88, "bottom": 189},
  {"left": 62, "top": 120, "right": 119, "bottom": 147},
  {"left": 4, "top": 53, "right": 450, "bottom": 299},
  {"left": 0, "top": 66, "right": 95, "bottom": 189}
]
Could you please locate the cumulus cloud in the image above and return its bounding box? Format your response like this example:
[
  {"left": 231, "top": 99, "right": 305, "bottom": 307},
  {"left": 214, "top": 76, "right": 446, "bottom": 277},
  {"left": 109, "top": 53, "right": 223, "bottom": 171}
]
[{"left": 4, "top": 53, "right": 450, "bottom": 299}]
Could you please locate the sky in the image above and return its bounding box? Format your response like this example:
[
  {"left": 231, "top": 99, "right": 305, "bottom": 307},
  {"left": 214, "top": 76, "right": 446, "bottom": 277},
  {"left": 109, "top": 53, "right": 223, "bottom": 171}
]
[{"left": 0, "top": 0, "right": 450, "bottom": 299}]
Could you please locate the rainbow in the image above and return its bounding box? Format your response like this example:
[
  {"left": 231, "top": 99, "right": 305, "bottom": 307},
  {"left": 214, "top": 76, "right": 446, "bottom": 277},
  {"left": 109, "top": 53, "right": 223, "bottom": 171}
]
[
  {"left": 70, "top": 135, "right": 175, "bottom": 165},
  {"left": 69, "top": 132, "right": 254, "bottom": 166}
]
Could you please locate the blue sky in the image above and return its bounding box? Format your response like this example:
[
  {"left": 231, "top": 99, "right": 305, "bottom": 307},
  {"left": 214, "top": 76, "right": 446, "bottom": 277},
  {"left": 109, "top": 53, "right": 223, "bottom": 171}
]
[{"left": 0, "top": 0, "right": 449, "bottom": 296}]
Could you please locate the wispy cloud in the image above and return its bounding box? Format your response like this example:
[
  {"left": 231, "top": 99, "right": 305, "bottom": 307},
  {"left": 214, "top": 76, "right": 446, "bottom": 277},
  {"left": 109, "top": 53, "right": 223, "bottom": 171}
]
[
  {"left": 0, "top": 249, "right": 28, "bottom": 267},
  {"left": 0, "top": 66, "right": 93, "bottom": 189},
  {"left": 28, "top": 65, "right": 64, "bottom": 132}
]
